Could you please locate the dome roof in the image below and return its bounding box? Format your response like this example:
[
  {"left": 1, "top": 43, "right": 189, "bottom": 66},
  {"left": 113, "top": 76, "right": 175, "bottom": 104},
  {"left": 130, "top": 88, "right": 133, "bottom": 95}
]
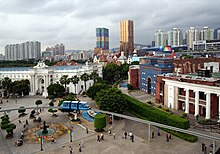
[{"left": 119, "top": 51, "right": 127, "bottom": 60}]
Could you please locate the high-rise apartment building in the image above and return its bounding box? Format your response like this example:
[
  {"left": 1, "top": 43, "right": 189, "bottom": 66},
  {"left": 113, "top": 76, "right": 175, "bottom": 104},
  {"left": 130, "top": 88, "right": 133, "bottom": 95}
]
[
  {"left": 46, "top": 44, "right": 65, "bottom": 55},
  {"left": 186, "top": 27, "right": 200, "bottom": 50},
  {"left": 200, "top": 26, "right": 214, "bottom": 40},
  {"left": 96, "top": 28, "right": 109, "bottom": 50},
  {"left": 5, "top": 41, "right": 41, "bottom": 61},
  {"left": 155, "top": 30, "right": 166, "bottom": 47},
  {"left": 120, "top": 20, "right": 134, "bottom": 57},
  {"left": 167, "top": 28, "right": 183, "bottom": 46},
  {"left": 217, "top": 29, "right": 220, "bottom": 40}
]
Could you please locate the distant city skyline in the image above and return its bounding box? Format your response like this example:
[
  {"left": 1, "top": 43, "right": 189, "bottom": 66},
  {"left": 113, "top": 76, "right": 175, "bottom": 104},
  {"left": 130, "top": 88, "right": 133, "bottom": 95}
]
[{"left": 0, "top": 0, "right": 220, "bottom": 54}]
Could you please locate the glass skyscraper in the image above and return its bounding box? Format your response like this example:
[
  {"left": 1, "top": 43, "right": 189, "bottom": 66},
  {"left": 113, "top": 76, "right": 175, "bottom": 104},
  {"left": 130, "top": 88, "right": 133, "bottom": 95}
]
[{"left": 96, "top": 28, "right": 109, "bottom": 50}]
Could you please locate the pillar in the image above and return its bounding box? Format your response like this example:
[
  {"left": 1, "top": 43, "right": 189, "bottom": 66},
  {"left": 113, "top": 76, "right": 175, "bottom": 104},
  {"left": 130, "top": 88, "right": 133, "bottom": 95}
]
[
  {"left": 218, "top": 95, "right": 220, "bottom": 122},
  {"left": 205, "top": 93, "right": 211, "bottom": 119},
  {"left": 185, "top": 89, "right": 189, "bottom": 113},
  {"left": 194, "top": 90, "right": 199, "bottom": 116},
  {"left": 148, "top": 124, "right": 151, "bottom": 142}
]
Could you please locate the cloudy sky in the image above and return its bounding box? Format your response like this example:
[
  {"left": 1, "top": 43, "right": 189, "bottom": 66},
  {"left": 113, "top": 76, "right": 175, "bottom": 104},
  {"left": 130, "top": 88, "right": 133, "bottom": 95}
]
[{"left": 0, "top": 0, "right": 220, "bottom": 54}]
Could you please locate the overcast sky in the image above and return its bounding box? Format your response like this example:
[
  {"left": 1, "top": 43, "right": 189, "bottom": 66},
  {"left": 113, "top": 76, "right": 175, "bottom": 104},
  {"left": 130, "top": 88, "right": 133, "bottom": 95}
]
[{"left": 0, "top": 0, "right": 220, "bottom": 54}]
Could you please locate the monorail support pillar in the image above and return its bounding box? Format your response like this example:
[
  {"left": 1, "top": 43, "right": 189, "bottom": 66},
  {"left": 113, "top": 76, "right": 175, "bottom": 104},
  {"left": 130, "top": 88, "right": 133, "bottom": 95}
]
[{"left": 148, "top": 124, "right": 151, "bottom": 142}]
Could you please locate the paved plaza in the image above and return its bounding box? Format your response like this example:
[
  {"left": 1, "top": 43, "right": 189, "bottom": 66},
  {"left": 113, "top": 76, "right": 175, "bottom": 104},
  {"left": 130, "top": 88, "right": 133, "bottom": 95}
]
[{"left": 0, "top": 94, "right": 219, "bottom": 154}]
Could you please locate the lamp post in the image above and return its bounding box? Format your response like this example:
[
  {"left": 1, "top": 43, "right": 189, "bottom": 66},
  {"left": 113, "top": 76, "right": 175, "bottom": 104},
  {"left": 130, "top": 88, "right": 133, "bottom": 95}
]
[
  {"left": 40, "top": 136, "right": 43, "bottom": 151},
  {"left": 69, "top": 127, "right": 73, "bottom": 142}
]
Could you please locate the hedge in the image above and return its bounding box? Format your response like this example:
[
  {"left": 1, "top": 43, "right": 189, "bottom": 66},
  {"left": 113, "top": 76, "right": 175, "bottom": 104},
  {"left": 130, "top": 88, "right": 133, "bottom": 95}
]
[
  {"left": 94, "top": 114, "right": 106, "bottom": 132},
  {"left": 123, "top": 94, "right": 190, "bottom": 129},
  {"left": 129, "top": 108, "right": 198, "bottom": 142}
]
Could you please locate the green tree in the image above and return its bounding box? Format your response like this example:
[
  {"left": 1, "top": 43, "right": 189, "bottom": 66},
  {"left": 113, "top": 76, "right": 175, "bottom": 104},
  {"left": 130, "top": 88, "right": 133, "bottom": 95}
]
[
  {"left": 119, "top": 63, "right": 129, "bottom": 78},
  {"left": 94, "top": 114, "right": 106, "bottom": 132},
  {"left": 47, "top": 83, "right": 65, "bottom": 97},
  {"left": 90, "top": 71, "right": 99, "bottom": 84},
  {"left": 80, "top": 73, "right": 90, "bottom": 92},
  {"left": 70, "top": 75, "right": 79, "bottom": 94},
  {"left": 86, "top": 83, "right": 111, "bottom": 100},
  {"left": 96, "top": 88, "right": 128, "bottom": 114},
  {"left": 59, "top": 75, "right": 71, "bottom": 93},
  {"left": 103, "top": 63, "right": 120, "bottom": 84},
  {"left": 35, "top": 100, "right": 43, "bottom": 113},
  {"left": 18, "top": 106, "right": 26, "bottom": 117},
  {"left": 6, "top": 123, "right": 16, "bottom": 138},
  {"left": 2, "top": 77, "right": 12, "bottom": 96},
  {"left": 48, "top": 108, "right": 58, "bottom": 117}
]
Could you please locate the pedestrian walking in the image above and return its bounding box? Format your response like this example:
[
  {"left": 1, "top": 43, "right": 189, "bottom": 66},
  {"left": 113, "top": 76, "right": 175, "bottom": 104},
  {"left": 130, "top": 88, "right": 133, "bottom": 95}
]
[
  {"left": 69, "top": 146, "right": 73, "bottom": 154},
  {"left": 113, "top": 132, "right": 116, "bottom": 139},
  {"left": 166, "top": 134, "right": 169, "bottom": 142},
  {"left": 152, "top": 131, "right": 154, "bottom": 138},
  {"left": 0, "top": 100, "right": 3, "bottom": 104},
  {"left": 79, "top": 144, "right": 82, "bottom": 152},
  {"left": 81, "top": 140, "right": 84, "bottom": 148},
  {"left": 202, "top": 142, "right": 205, "bottom": 151},
  {"left": 157, "top": 128, "right": 160, "bottom": 136},
  {"left": 26, "top": 119, "right": 29, "bottom": 125},
  {"left": 204, "top": 145, "right": 207, "bottom": 154},
  {"left": 108, "top": 130, "right": 111, "bottom": 135},
  {"left": 196, "top": 114, "right": 199, "bottom": 121},
  {"left": 97, "top": 134, "right": 100, "bottom": 142},
  {"left": 100, "top": 133, "right": 104, "bottom": 140},
  {"left": 129, "top": 131, "right": 133, "bottom": 140},
  {"left": 86, "top": 127, "right": 88, "bottom": 134},
  {"left": 7, "top": 100, "right": 8, "bottom": 103},
  {"left": 169, "top": 134, "right": 172, "bottom": 140},
  {"left": 18, "top": 120, "right": 22, "bottom": 124},
  {"left": 39, "top": 108, "right": 41, "bottom": 113},
  {"left": 124, "top": 131, "right": 127, "bottom": 139},
  {"left": 131, "top": 134, "right": 134, "bottom": 142},
  {"left": 23, "top": 121, "right": 26, "bottom": 128}
]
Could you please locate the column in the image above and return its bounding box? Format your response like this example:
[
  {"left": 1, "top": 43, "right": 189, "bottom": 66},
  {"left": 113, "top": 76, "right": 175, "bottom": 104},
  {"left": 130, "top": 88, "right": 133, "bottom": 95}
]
[
  {"left": 33, "top": 75, "right": 35, "bottom": 94},
  {"left": 194, "top": 90, "right": 199, "bottom": 116},
  {"left": 185, "top": 89, "right": 189, "bottom": 113},
  {"left": 205, "top": 93, "right": 211, "bottom": 119},
  {"left": 218, "top": 95, "right": 220, "bottom": 122}
]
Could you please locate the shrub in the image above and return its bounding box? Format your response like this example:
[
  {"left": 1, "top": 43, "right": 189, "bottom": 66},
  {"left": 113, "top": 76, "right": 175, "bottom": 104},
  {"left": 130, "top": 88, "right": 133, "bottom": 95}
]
[
  {"left": 182, "top": 113, "right": 187, "bottom": 118},
  {"left": 94, "top": 114, "right": 106, "bottom": 132},
  {"left": 124, "top": 94, "right": 190, "bottom": 129},
  {"left": 48, "top": 95, "right": 55, "bottom": 100},
  {"left": 147, "top": 101, "right": 152, "bottom": 105},
  {"left": 164, "top": 108, "right": 170, "bottom": 112},
  {"left": 49, "top": 101, "right": 54, "bottom": 106},
  {"left": 157, "top": 105, "right": 162, "bottom": 109},
  {"left": 58, "top": 100, "right": 63, "bottom": 106},
  {"left": 127, "top": 84, "right": 133, "bottom": 90}
]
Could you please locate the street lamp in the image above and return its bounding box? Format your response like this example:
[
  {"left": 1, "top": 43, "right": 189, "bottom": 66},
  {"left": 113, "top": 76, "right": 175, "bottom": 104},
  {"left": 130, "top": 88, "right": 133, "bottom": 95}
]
[
  {"left": 68, "top": 127, "right": 73, "bottom": 142},
  {"left": 39, "top": 136, "right": 46, "bottom": 151}
]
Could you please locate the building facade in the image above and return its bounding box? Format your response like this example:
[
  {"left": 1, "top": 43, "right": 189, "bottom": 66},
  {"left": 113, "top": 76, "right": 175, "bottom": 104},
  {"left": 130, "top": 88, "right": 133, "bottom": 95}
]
[
  {"left": 46, "top": 44, "right": 65, "bottom": 56},
  {"left": 96, "top": 28, "right": 109, "bottom": 50},
  {"left": 200, "top": 26, "right": 214, "bottom": 41},
  {"left": 0, "top": 61, "right": 102, "bottom": 97},
  {"left": 186, "top": 27, "right": 200, "bottom": 50},
  {"left": 155, "top": 30, "right": 166, "bottom": 47},
  {"left": 156, "top": 73, "right": 220, "bottom": 121},
  {"left": 139, "top": 57, "right": 173, "bottom": 95},
  {"left": 193, "top": 40, "right": 220, "bottom": 51},
  {"left": 167, "top": 28, "right": 183, "bottom": 46},
  {"left": 120, "top": 20, "right": 134, "bottom": 57},
  {"left": 5, "top": 41, "right": 41, "bottom": 61}
]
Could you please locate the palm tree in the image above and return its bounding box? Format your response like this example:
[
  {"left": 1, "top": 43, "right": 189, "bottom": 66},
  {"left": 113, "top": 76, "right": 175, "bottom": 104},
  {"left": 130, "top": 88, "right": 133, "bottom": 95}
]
[
  {"left": 2, "top": 77, "right": 12, "bottom": 96},
  {"left": 70, "top": 75, "right": 79, "bottom": 95},
  {"left": 80, "top": 73, "right": 90, "bottom": 92},
  {"left": 90, "top": 71, "right": 99, "bottom": 84},
  {"left": 59, "top": 75, "right": 71, "bottom": 93}
]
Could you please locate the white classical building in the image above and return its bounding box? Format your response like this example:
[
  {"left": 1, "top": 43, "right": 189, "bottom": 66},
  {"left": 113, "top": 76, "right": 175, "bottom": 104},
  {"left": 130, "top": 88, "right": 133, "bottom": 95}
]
[
  {"left": 157, "top": 73, "right": 220, "bottom": 121},
  {"left": 0, "top": 61, "right": 102, "bottom": 97}
]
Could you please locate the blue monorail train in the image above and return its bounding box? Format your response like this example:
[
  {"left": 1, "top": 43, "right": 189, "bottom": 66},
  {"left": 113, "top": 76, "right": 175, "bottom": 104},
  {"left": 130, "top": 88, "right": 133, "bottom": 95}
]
[{"left": 60, "top": 101, "right": 91, "bottom": 111}]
